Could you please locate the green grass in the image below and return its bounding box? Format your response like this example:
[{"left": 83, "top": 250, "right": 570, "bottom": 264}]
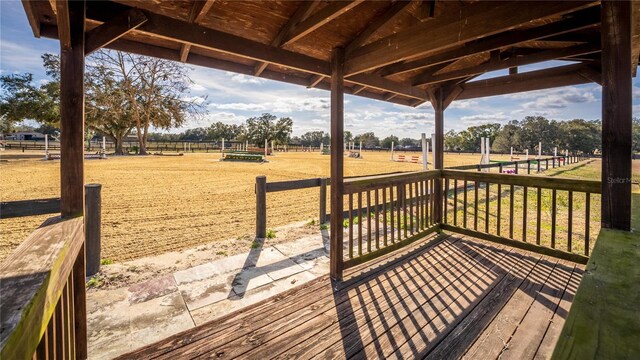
[
  {"left": 100, "top": 258, "right": 114, "bottom": 265},
  {"left": 266, "top": 229, "right": 277, "bottom": 239}
]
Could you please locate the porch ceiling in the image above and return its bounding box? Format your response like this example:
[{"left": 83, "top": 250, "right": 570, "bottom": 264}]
[{"left": 21, "top": 0, "right": 640, "bottom": 108}]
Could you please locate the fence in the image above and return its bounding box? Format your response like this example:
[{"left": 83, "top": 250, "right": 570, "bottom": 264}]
[{"left": 448, "top": 155, "right": 585, "bottom": 173}]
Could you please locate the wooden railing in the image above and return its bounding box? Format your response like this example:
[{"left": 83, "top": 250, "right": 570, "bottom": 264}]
[
  {"left": 440, "top": 169, "right": 600, "bottom": 264},
  {"left": 0, "top": 216, "right": 87, "bottom": 359},
  {"left": 341, "top": 170, "right": 441, "bottom": 268},
  {"left": 448, "top": 155, "right": 586, "bottom": 173}
]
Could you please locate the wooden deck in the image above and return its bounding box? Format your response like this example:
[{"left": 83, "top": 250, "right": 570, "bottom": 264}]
[{"left": 119, "top": 234, "right": 583, "bottom": 360}]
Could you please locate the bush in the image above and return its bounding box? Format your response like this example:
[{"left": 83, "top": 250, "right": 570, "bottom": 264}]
[
  {"left": 224, "top": 153, "right": 264, "bottom": 162},
  {"left": 266, "top": 229, "right": 277, "bottom": 238}
]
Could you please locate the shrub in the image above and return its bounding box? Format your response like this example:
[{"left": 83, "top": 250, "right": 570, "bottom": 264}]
[
  {"left": 266, "top": 229, "right": 277, "bottom": 239},
  {"left": 320, "top": 223, "right": 329, "bottom": 230},
  {"left": 100, "top": 258, "right": 114, "bottom": 265},
  {"left": 224, "top": 153, "right": 264, "bottom": 162}
]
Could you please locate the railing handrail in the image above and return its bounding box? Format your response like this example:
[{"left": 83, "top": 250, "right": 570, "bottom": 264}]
[
  {"left": 0, "top": 216, "right": 84, "bottom": 359},
  {"left": 447, "top": 155, "right": 574, "bottom": 171},
  {"left": 441, "top": 169, "right": 601, "bottom": 193},
  {"left": 344, "top": 170, "right": 441, "bottom": 194}
]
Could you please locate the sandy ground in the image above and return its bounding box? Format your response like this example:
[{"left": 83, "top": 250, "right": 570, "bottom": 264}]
[{"left": 1, "top": 149, "right": 510, "bottom": 262}]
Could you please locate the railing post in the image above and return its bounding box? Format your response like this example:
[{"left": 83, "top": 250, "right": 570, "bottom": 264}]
[
  {"left": 256, "top": 176, "right": 267, "bottom": 238},
  {"left": 527, "top": 160, "right": 531, "bottom": 174},
  {"left": 319, "top": 178, "right": 327, "bottom": 224},
  {"left": 85, "top": 184, "right": 101, "bottom": 277},
  {"left": 553, "top": 157, "right": 556, "bottom": 168}
]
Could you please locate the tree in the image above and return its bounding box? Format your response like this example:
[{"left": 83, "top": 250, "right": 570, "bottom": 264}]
[
  {"left": 492, "top": 121, "right": 521, "bottom": 153},
  {"left": 93, "top": 50, "right": 204, "bottom": 155},
  {"left": 381, "top": 135, "right": 399, "bottom": 149},
  {"left": 300, "top": 131, "right": 329, "bottom": 147},
  {"left": 560, "top": 119, "right": 600, "bottom": 154},
  {"left": 353, "top": 132, "right": 379, "bottom": 148},
  {"left": 633, "top": 118, "right": 640, "bottom": 154},
  {"left": 400, "top": 137, "right": 418, "bottom": 147},
  {"left": 208, "top": 122, "right": 244, "bottom": 141},
  {"left": 244, "top": 113, "right": 293, "bottom": 146},
  {"left": 0, "top": 71, "right": 60, "bottom": 126},
  {"left": 344, "top": 130, "right": 353, "bottom": 143}
]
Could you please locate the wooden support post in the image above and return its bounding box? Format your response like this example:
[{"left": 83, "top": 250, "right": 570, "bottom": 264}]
[
  {"left": 85, "top": 184, "right": 101, "bottom": 277},
  {"left": 319, "top": 178, "right": 327, "bottom": 224},
  {"left": 433, "top": 88, "right": 444, "bottom": 224},
  {"left": 601, "top": 0, "right": 632, "bottom": 230},
  {"left": 256, "top": 176, "right": 267, "bottom": 238},
  {"left": 330, "top": 47, "right": 345, "bottom": 281},
  {"left": 60, "top": 0, "right": 85, "bottom": 218},
  {"left": 59, "top": 1, "right": 87, "bottom": 358}
]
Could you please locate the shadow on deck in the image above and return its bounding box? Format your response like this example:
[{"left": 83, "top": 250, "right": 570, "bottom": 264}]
[{"left": 117, "top": 233, "right": 583, "bottom": 359}]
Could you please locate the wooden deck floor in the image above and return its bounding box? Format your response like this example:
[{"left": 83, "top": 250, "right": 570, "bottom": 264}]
[{"left": 118, "top": 234, "right": 583, "bottom": 360}]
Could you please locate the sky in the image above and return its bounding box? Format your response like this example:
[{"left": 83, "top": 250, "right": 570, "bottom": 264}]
[{"left": 1, "top": 1, "right": 639, "bottom": 139}]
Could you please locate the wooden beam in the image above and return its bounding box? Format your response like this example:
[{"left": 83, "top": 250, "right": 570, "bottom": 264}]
[
  {"left": 631, "top": 0, "right": 640, "bottom": 76},
  {"left": 457, "top": 64, "right": 592, "bottom": 100},
  {"left": 601, "top": 0, "right": 632, "bottom": 231},
  {"left": 509, "top": 67, "right": 518, "bottom": 75},
  {"left": 352, "top": 85, "right": 366, "bottom": 95},
  {"left": 21, "top": 0, "right": 41, "bottom": 37},
  {"left": 189, "top": 0, "right": 216, "bottom": 24},
  {"left": 330, "top": 47, "right": 345, "bottom": 281},
  {"left": 255, "top": 0, "right": 320, "bottom": 76},
  {"left": 84, "top": 9, "right": 147, "bottom": 55},
  {"left": 412, "top": 43, "right": 600, "bottom": 86},
  {"left": 345, "top": 0, "right": 413, "bottom": 55},
  {"left": 307, "top": 74, "right": 324, "bottom": 88},
  {"left": 283, "top": 0, "right": 364, "bottom": 46},
  {"left": 55, "top": 0, "right": 71, "bottom": 49},
  {"left": 433, "top": 87, "right": 444, "bottom": 224},
  {"left": 384, "top": 93, "right": 397, "bottom": 101},
  {"left": 443, "top": 85, "right": 463, "bottom": 110},
  {"left": 348, "top": 72, "right": 428, "bottom": 100},
  {"left": 179, "top": 44, "right": 191, "bottom": 62},
  {"left": 348, "top": 2, "right": 598, "bottom": 76},
  {"left": 417, "top": 0, "right": 436, "bottom": 21}
]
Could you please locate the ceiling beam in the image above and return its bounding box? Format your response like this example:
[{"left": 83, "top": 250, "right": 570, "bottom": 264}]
[
  {"left": 412, "top": 43, "right": 600, "bottom": 86},
  {"left": 416, "top": 0, "right": 436, "bottom": 22},
  {"left": 55, "top": 0, "right": 70, "bottom": 49},
  {"left": 307, "top": 75, "right": 324, "bottom": 88},
  {"left": 345, "top": 1, "right": 597, "bottom": 76},
  {"left": 352, "top": 85, "right": 366, "bottom": 95},
  {"left": 85, "top": 9, "right": 147, "bottom": 55},
  {"left": 254, "top": 0, "right": 320, "bottom": 76},
  {"left": 345, "top": 0, "right": 413, "bottom": 55},
  {"left": 21, "top": 0, "right": 41, "bottom": 37},
  {"left": 457, "top": 64, "right": 592, "bottom": 100},
  {"left": 375, "top": 9, "right": 600, "bottom": 77},
  {"left": 577, "top": 65, "right": 602, "bottom": 85},
  {"left": 282, "top": 0, "right": 364, "bottom": 46}
]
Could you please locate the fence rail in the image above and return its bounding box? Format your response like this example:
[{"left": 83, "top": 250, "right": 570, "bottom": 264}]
[
  {"left": 448, "top": 155, "right": 586, "bottom": 173},
  {"left": 0, "top": 198, "right": 60, "bottom": 219}
]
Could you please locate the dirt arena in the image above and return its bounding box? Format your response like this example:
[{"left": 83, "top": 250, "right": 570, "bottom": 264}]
[{"left": 0, "top": 149, "right": 604, "bottom": 263}]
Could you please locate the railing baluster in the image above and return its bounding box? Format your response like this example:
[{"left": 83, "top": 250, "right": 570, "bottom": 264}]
[
  {"left": 522, "top": 186, "right": 528, "bottom": 242},
  {"left": 389, "top": 186, "right": 395, "bottom": 243},
  {"left": 453, "top": 179, "right": 458, "bottom": 226},
  {"left": 348, "top": 193, "right": 353, "bottom": 259},
  {"left": 397, "top": 184, "right": 403, "bottom": 240},
  {"left": 485, "top": 182, "right": 490, "bottom": 233},
  {"left": 474, "top": 181, "right": 479, "bottom": 231},
  {"left": 55, "top": 291, "right": 63, "bottom": 359},
  {"left": 444, "top": 178, "right": 449, "bottom": 224},
  {"left": 409, "top": 182, "right": 414, "bottom": 235},
  {"left": 374, "top": 189, "right": 380, "bottom": 250},
  {"left": 463, "top": 180, "right": 468, "bottom": 228},
  {"left": 496, "top": 183, "right": 502, "bottom": 236},
  {"left": 420, "top": 180, "right": 425, "bottom": 229},
  {"left": 509, "top": 184, "right": 515, "bottom": 238},
  {"left": 568, "top": 190, "right": 573, "bottom": 252},
  {"left": 357, "top": 192, "right": 363, "bottom": 256},
  {"left": 551, "top": 188, "right": 557, "bottom": 248},
  {"left": 585, "top": 192, "right": 590, "bottom": 256},
  {"left": 366, "top": 190, "right": 371, "bottom": 253},
  {"left": 536, "top": 187, "right": 542, "bottom": 245},
  {"left": 383, "top": 187, "right": 388, "bottom": 246}
]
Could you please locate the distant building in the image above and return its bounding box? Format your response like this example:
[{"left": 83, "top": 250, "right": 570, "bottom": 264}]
[{"left": 5, "top": 132, "right": 46, "bottom": 140}]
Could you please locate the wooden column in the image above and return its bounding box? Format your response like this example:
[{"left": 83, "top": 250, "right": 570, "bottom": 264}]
[
  {"left": 330, "top": 47, "right": 345, "bottom": 281},
  {"left": 433, "top": 88, "right": 444, "bottom": 224},
  {"left": 601, "top": 0, "right": 632, "bottom": 231}
]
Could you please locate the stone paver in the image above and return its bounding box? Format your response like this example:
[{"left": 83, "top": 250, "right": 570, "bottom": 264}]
[{"left": 87, "top": 234, "right": 330, "bottom": 360}]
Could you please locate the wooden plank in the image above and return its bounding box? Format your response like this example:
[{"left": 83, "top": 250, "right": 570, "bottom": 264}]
[
  {"left": 348, "top": 193, "right": 353, "bottom": 259},
  {"left": 21, "top": 0, "right": 41, "bottom": 37},
  {"left": 441, "top": 169, "right": 601, "bottom": 193},
  {"left": 461, "top": 256, "right": 558, "bottom": 359},
  {"left": 84, "top": 9, "right": 147, "bottom": 55},
  {"left": 59, "top": 0, "right": 85, "bottom": 218},
  {"left": 440, "top": 224, "right": 589, "bottom": 264},
  {"left": 496, "top": 261, "right": 575, "bottom": 359},
  {"left": 523, "top": 186, "right": 528, "bottom": 242},
  {"left": 330, "top": 47, "right": 344, "bottom": 280},
  {"left": 55, "top": 0, "right": 70, "bottom": 50},
  {"left": 551, "top": 189, "right": 557, "bottom": 248},
  {"left": 345, "top": 0, "right": 412, "bottom": 55},
  {"left": 282, "top": 1, "right": 364, "bottom": 45},
  {"left": 190, "top": 0, "right": 216, "bottom": 24},
  {"left": 0, "top": 198, "right": 60, "bottom": 219},
  {"left": 0, "top": 217, "right": 84, "bottom": 360},
  {"left": 343, "top": 170, "right": 439, "bottom": 194},
  {"left": 537, "top": 187, "right": 542, "bottom": 245},
  {"left": 344, "top": 1, "right": 596, "bottom": 75},
  {"left": 568, "top": 191, "right": 573, "bottom": 252},
  {"left": 457, "top": 64, "right": 592, "bottom": 100},
  {"left": 485, "top": 182, "right": 490, "bottom": 233},
  {"left": 474, "top": 181, "right": 479, "bottom": 231},
  {"left": 357, "top": 192, "right": 363, "bottom": 256},
  {"left": 377, "top": 9, "right": 600, "bottom": 77},
  {"left": 601, "top": 0, "right": 632, "bottom": 231}
]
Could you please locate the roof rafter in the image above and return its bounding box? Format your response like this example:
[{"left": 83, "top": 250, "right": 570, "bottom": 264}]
[
  {"left": 282, "top": 0, "right": 365, "bottom": 46},
  {"left": 345, "top": 1, "right": 598, "bottom": 76},
  {"left": 345, "top": 0, "right": 414, "bottom": 55},
  {"left": 180, "top": 0, "right": 216, "bottom": 63},
  {"left": 254, "top": 0, "right": 320, "bottom": 76},
  {"left": 412, "top": 43, "right": 601, "bottom": 86},
  {"left": 55, "top": 0, "right": 70, "bottom": 49}
]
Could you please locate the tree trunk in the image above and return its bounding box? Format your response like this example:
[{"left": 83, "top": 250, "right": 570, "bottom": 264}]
[{"left": 114, "top": 136, "right": 124, "bottom": 155}]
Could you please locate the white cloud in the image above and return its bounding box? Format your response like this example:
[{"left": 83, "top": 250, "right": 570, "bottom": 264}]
[
  {"left": 209, "top": 102, "right": 267, "bottom": 111},
  {"left": 460, "top": 112, "right": 511, "bottom": 125},
  {"left": 448, "top": 100, "right": 479, "bottom": 110},
  {"left": 230, "top": 74, "right": 265, "bottom": 85}
]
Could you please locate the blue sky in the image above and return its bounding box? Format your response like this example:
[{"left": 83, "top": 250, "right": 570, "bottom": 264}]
[{"left": 1, "top": 1, "right": 639, "bottom": 138}]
